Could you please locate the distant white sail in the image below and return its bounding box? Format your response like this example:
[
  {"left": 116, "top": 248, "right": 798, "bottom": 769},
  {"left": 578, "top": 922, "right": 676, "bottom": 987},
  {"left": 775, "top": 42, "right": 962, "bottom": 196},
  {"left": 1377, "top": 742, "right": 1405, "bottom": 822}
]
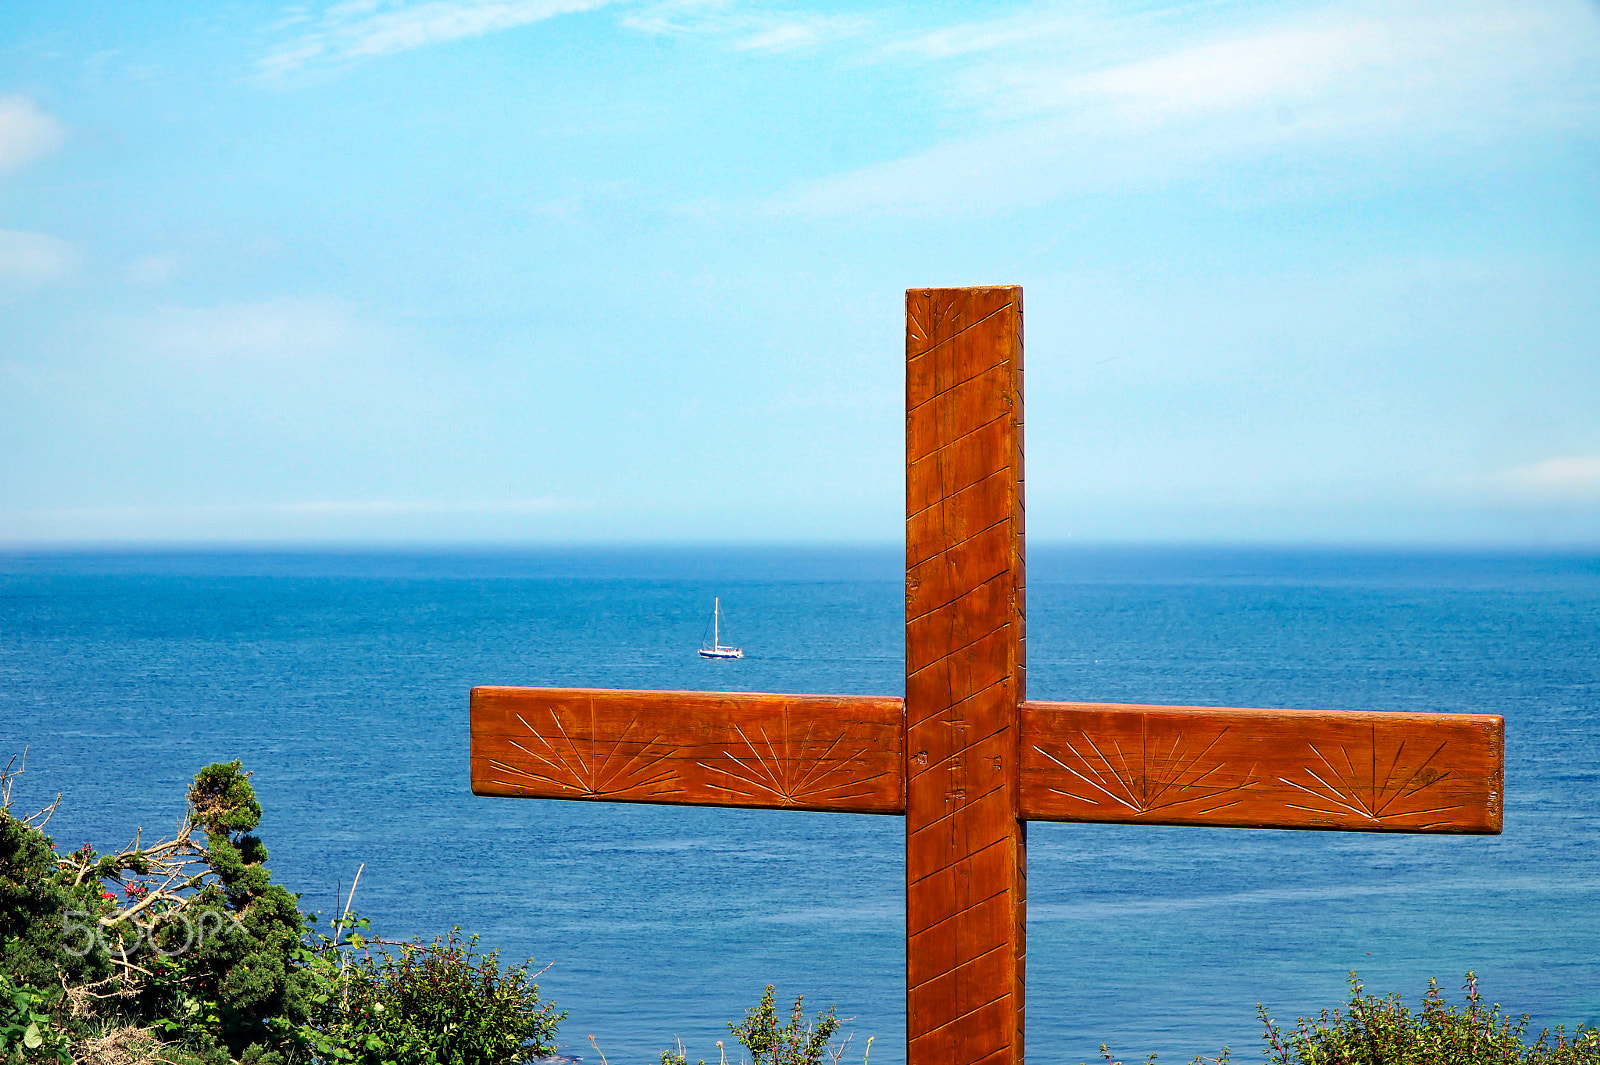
[{"left": 699, "top": 597, "right": 743, "bottom": 659}]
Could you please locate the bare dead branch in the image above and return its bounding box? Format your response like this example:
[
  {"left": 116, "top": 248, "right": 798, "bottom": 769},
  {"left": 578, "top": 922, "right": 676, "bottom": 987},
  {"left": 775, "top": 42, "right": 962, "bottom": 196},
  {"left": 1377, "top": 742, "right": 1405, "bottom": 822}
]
[
  {"left": 1, "top": 747, "right": 22, "bottom": 809},
  {"left": 3, "top": 748, "right": 65, "bottom": 829},
  {"left": 26, "top": 793, "right": 62, "bottom": 830}
]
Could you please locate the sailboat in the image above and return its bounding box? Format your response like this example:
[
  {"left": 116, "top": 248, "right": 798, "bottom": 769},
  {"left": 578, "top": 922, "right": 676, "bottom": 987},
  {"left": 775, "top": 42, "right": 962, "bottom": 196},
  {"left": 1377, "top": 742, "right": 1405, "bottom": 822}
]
[{"left": 698, "top": 597, "right": 743, "bottom": 659}]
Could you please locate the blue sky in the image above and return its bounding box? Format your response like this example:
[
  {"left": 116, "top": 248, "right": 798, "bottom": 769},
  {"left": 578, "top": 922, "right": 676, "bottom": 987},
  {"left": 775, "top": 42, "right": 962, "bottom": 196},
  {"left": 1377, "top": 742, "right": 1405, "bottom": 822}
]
[{"left": 2, "top": 0, "right": 1597, "bottom": 547}]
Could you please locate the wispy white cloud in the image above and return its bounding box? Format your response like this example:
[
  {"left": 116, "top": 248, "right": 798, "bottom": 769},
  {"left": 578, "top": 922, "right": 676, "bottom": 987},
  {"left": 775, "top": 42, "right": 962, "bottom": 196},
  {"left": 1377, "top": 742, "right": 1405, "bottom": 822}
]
[
  {"left": 135, "top": 297, "right": 355, "bottom": 363},
  {"left": 775, "top": 0, "right": 1600, "bottom": 214},
  {"left": 0, "top": 498, "right": 592, "bottom": 546},
  {"left": 125, "top": 254, "right": 182, "bottom": 287},
  {"left": 0, "top": 499, "right": 584, "bottom": 520},
  {"left": 0, "top": 95, "right": 67, "bottom": 173},
  {"left": 881, "top": 3, "right": 1147, "bottom": 64},
  {"left": 734, "top": 15, "right": 860, "bottom": 52},
  {"left": 621, "top": 1, "right": 869, "bottom": 52},
  {"left": 969, "top": 0, "right": 1599, "bottom": 130},
  {"left": 275, "top": 497, "right": 589, "bottom": 515},
  {"left": 1490, "top": 456, "right": 1600, "bottom": 501},
  {"left": 0, "top": 229, "right": 77, "bottom": 294},
  {"left": 260, "top": 0, "right": 615, "bottom": 76}
]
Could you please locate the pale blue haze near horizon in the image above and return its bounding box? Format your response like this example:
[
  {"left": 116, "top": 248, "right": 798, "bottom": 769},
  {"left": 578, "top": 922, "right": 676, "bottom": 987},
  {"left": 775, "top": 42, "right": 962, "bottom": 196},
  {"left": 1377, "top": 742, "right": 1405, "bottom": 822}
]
[{"left": 2, "top": 0, "right": 1599, "bottom": 548}]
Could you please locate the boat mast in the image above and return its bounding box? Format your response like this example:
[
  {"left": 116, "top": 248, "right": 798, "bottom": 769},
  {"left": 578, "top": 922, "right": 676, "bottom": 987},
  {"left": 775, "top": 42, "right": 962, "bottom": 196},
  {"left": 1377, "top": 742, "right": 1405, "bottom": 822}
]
[{"left": 714, "top": 597, "right": 721, "bottom": 649}]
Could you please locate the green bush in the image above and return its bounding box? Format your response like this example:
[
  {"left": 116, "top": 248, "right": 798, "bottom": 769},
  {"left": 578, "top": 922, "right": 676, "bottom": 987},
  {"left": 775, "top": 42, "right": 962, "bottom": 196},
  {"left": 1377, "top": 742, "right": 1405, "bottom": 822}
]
[
  {"left": 0, "top": 971, "right": 71, "bottom": 1065},
  {"left": 1096, "top": 972, "right": 1600, "bottom": 1065},
  {"left": 657, "top": 985, "right": 863, "bottom": 1065},
  {"left": 1258, "top": 972, "right": 1600, "bottom": 1065},
  {"left": 146, "top": 762, "right": 313, "bottom": 1064},
  {"left": 0, "top": 760, "right": 309, "bottom": 1065},
  {"left": 0, "top": 756, "right": 563, "bottom": 1065},
  {"left": 0, "top": 808, "right": 114, "bottom": 996},
  {"left": 299, "top": 922, "right": 564, "bottom": 1065},
  {"left": 728, "top": 986, "right": 840, "bottom": 1065}
]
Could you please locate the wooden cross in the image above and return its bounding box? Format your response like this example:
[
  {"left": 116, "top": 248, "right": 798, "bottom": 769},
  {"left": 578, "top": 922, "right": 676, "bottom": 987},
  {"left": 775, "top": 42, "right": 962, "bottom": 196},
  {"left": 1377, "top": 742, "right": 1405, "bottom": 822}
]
[{"left": 470, "top": 286, "right": 1504, "bottom": 1065}]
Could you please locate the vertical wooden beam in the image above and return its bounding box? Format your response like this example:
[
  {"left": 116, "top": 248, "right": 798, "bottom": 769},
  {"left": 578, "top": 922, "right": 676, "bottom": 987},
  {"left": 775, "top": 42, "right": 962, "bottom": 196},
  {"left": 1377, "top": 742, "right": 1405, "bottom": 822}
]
[{"left": 905, "top": 286, "right": 1026, "bottom": 1065}]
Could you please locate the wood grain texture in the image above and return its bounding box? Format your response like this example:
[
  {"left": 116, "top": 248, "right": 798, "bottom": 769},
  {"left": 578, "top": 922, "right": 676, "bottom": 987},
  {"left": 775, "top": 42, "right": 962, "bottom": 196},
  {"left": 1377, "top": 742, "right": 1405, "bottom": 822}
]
[
  {"left": 1020, "top": 701, "right": 1503, "bottom": 833},
  {"left": 905, "top": 286, "right": 1026, "bottom": 1065},
  {"left": 471, "top": 687, "right": 905, "bottom": 814}
]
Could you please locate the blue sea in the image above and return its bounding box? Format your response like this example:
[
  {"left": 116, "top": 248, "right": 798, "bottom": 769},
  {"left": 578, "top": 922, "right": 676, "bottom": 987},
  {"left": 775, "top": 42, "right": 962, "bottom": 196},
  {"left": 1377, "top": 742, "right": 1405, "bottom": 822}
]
[{"left": 2, "top": 546, "right": 1597, "bottom": 1065}]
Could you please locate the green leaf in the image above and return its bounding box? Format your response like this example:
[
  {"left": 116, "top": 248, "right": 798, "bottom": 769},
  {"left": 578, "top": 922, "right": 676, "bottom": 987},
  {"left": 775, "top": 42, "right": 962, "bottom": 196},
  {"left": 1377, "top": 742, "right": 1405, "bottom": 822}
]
[{"left": 23, "top": 1022, "right": 44, "bottom": 1049}]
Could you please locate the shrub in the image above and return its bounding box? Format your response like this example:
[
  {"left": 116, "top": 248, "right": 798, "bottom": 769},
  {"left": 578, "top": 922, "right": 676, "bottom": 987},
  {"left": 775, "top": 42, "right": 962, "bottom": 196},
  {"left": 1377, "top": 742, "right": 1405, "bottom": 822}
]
[
  {"left": 0, "top": 758, "right": 311, "bottom": 1065},
  {"left": 1, "top": 755, "right": 563, "bottom": 1065},
  {"left": 299, "top": 922, "right": 564, "bottom": 1065},
  {"left": 657, "top": 986, "right": 865, "bottom": 1065},
  {"left": 1258, "top": 971, "right": 1600, "bottom": 1065},
  {"left": 728, "top": 986, "right": 839, "bottom": 1065},
  {"left": 1096, "top": 972, "right": 1600, "bottom": 1065},
  {"left": 1, "top": 971, "right": 71, "bottom": 1065},
  {"left": 0, "top": 802, "right": 114, "bottom": 997}
]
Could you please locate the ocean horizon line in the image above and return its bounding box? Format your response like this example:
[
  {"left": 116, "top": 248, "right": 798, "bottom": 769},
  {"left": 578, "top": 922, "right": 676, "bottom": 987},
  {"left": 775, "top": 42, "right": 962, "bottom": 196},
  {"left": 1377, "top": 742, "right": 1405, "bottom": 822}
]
[{"left": 2, "top": 540, "right": 1595, "bottom": 587}]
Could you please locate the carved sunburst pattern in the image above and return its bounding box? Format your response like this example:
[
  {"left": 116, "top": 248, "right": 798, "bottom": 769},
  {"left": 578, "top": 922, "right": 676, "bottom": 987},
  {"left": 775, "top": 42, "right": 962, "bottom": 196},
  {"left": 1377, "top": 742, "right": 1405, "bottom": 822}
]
[
  {"left": 1280, "top": 726, "right": 1459, "bottom": 827},
  {"left": 1033, "top": 721, "right": 1259, "bottom": 818},
  {"left": 699, "top": 707, "right": 890, "bottom": 808},
  {"left": 907, "top": 291, "right": 966, "bottom": 356},
  {"left": 907, "top": 290, "right": 1015, "bottom": 362},
  {"left": 1021, "top": 704, "right": 1493, "bottom": 831},
  {"left": 486, "top": 698, "right": 682, "bottom": 800}
]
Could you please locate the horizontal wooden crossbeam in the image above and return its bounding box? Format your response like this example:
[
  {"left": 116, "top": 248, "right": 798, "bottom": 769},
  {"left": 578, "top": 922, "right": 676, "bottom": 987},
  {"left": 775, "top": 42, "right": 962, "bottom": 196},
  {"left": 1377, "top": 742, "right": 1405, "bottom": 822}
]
[
  {"left": 471, "top": 687, "right": 1502, "bottom": 833},
  {"left": 470, "top": 686, "right": 905, "bottom": 814},
  {"left": 1019, "top": 701, "right": 1503, "bottom": 833}
]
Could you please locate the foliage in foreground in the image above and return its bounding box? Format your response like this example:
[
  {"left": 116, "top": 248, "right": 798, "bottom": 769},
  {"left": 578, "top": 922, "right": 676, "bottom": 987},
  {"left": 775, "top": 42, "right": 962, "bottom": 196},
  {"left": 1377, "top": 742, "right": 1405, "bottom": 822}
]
[
  {"left": 656, "top": 984, "right": 863, "bottom": 1065},
  {"left": 1097, "top": 971, "right": 1600, "bottom": 1065},
  {"left": 1, "top": 753, "right": 562, "bottom": 1065},
  {"left": 728, "top": 985, "right": 840, "bottom": 1065},
  {"left": 1258, "top": 971, "right": 1600, "bottom": 1065},
  {"left": 1, "top": 971, "right": 72, "bottom": 1065},
  {"left": 300, "top": 923, "right": 563, "bottom": 1065}
]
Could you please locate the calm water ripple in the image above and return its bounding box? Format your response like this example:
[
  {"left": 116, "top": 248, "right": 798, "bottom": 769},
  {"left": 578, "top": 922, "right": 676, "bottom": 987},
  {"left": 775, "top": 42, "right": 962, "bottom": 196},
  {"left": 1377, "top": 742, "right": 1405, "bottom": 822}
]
[{"left": 3, "top": 547, "right": 1597, "bottom": 1065}]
